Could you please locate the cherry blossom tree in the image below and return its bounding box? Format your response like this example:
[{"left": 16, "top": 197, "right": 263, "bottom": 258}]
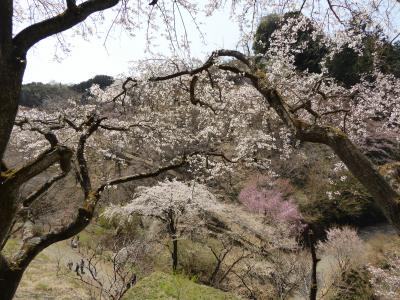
[
  {"left": 103, "top": 179, "right": 221, "bottom": 272},
  {"left": 317, "top": 226, "right": 365, "bottom": 298},
  {"left": 238, "top": 176, "right": 302, "bottom": 232},
  {"left": 318, "top": 227, "right": 364, "bottom": 274}
]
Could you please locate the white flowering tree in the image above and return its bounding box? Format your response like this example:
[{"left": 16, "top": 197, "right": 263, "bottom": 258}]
[
  {"left": 103, "top": 180, "right": 221, "bottom": 272},
  {"left": 317, "top": 227, "right": 365, "bottom": 298}
]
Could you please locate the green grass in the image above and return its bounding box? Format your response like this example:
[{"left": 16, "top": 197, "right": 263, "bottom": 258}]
[
  {"left": 34, "top": 282, "right": 52, "bottom": 292},
  {"left": 3, "top": 238, "right": 20, "bottom": 256},
  {"left": 123, "top": 271, "right": 242, "bottom": 300}
]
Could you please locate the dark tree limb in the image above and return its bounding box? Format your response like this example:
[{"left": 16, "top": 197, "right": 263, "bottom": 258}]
[
  {"left": 0, "top": 0, "right": 13, "bottom": 54},
  {"left": 96, "top": 159, "right": 186, "bottom": 194},
  {"left": 306, "top": 228, "right": 319, "bottom": 300},
  {"left": 147, "top": 50, "right": 250, "bottom": 82},
  {"left": 209, "top": 241, "right": 234, "bottom": 285},
  {"left": 99, "top": 122, "right": 152, "bottom": 131},
  {"left": 189, "top": 75, "right": 216, "bottom": 113},
  {"left": 22, "top": 172, "right": 68, "bottom": 207},
  {"left": 14, "top": 119, "right": 61, "bottom": 147},
  {"left": 76, "top": 116, "right": 104, "bottom": 197},
  {"left": 66, "top": 0, "right": 77, "bottom": 10},
  {"left": 13, "top": 0, "right": 121, "bottom": 57}
]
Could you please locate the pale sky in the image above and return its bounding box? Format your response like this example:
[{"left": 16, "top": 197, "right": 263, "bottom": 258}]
[
  {"left": 22, "top": 1, "right": 400, "bottom": 84},
  {"left": 23, "top": 9, "right": 240, "bottom": 84}
]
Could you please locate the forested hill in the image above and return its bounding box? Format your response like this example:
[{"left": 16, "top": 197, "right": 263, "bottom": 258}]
[{"left": 20, "top": 75, "right": 114, "bottom": 107}]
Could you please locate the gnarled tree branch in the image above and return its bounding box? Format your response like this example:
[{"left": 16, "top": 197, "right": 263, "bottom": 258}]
[
  {"left": 12, "top": 159, "right": 187, "bottom": 272},
  {"left": 13, "top": 0, "right": 120, "bottom": 57}
]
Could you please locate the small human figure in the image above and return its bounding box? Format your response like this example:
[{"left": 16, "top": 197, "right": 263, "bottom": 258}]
[
  {"left": 75, "top": 262, "right": 80, "bottom": 275},
  {"left": 126, "top": 273, "right": 137, "bottom": 289},
  {"left": 71, "top": 235, "right": 79, "bottom": 249},
  {"left": 80, "top": 259, "right": 85, "bottom": 274}
]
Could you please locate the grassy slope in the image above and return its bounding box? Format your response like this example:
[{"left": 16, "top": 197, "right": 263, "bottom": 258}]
[
  {"left": 9, "top": 241, "right": 89, "bottom": 299},
  {"left": 5, "top": 233, "right": 240, "bottom": 300},
  {"left": 123, "top": 272, "right": 242, "bottom": 300}
]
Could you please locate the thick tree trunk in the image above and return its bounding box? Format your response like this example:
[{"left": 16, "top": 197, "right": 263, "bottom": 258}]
[
  {"left": 0, "top": 55, "right": 25, "bottom": 161},
  {"left": 0, "top": 56, "right": 26, "bottom": 248},
  {"left": 0, "top": 48, "right": 35, "bottom": 300},
  {"left": 0, "top": 255, "right": 24, "bottom": 300}
]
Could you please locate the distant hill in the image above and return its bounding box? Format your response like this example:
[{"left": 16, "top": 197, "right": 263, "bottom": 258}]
[
  {"left": 20, "top": 75, "right": 115, "bottom": 107},
  {"left": 70, "top": 75, "right": 114, "bottom": 93}
]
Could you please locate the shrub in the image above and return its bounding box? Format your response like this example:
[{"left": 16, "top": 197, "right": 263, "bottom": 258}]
[
  {"left": 332, "top": 268, "right": 374, "bottom": 300},
  {"left": 238, "top": 176, "right": 303, "bottom": 233}
]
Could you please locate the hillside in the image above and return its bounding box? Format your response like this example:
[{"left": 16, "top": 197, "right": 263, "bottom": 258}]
[{"left": 123, "top": 272, "right": 241, "bottom": 300}]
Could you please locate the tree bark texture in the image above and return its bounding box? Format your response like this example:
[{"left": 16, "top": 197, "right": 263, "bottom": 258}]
[
  {"left": 0, "top": 58, "right": 26, "bottom": 251},
  {"left": 0, "top": 57, "right": 25, "bottom": 162}
]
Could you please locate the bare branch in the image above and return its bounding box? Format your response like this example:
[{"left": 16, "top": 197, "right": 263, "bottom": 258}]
[
  {"left": 15, "top": 119, "right": 61, "bottom": 147},
  {"left": 64, "top": 117, "right": 82, "bottom": 131},
  {"left": 111, "top": 77, "right": 137, "bottom": 103},
  {"left": 320, "top": 109, "right": 350, "bottom": 117},
  {"left": 76, "top": 115, "right": 104, "bottom": 196},
  {"left": 96, "top": 159, "right": 186, "bottom": 194},
  {"left": 13, "top": 0, "right": 121, "bottom": 57},
  {"left": 147, "top": 50, "right": 251, "bottom": 82},
  {"left": 326, "top": 0, "right": 345, "bottom": 25},
  {"left": 189, "top": 75, "right": 216, "bottom": 113},
  {"left": 99, "top": 122, "right": 151, "bottom": 131},
  {"left": 22, "top": 172, "right": 68, "bottom": 207}
]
